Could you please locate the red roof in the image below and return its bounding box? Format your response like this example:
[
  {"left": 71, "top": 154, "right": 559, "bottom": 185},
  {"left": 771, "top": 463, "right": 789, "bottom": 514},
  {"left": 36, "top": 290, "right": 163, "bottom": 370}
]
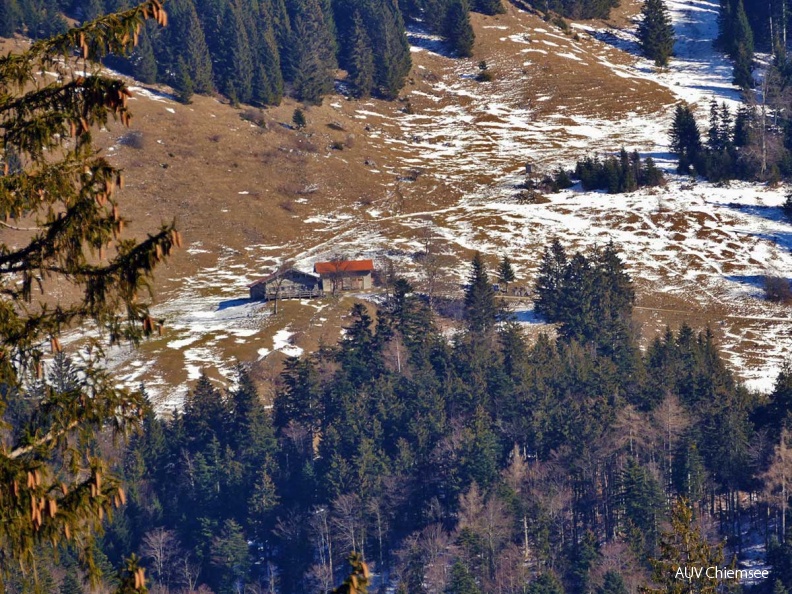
[{"left": 314, "top": 259, "right": 374, "bottom": 275}]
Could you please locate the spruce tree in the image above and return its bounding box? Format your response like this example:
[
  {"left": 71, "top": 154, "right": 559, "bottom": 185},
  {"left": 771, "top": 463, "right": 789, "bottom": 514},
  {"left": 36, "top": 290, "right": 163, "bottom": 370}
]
[
  {"left": 445, "top": 560, "right": 481, "bottom": 594},
  {"left": 178, "top": 0, "right": 214, "bottom": 93},
  {"left": 731, "top": 0, "right": 753, "bottom": 87},
  {"left": 444, "top": 0, "right": 474, "bottom": 57},
  {"left": 638, "top": 0, "right": 675, "bottom": 67},
  {"left": 597, "top": 572, "right": 627, "bottom": 594},
  {"left": 174, "top": 56, "right": 194, "bottom": 104},
  {"left": 644, "top": 499, "right": 730, "bottom": 594},
  {"left": 669, "top": 103, "right": 702, "bottom": 173},
  {"left": 288, "top": 0, "right": 337, "bottom": 103},
  {"left": 132, "top": 26, "right": 157, "bottom": 83},
  {"left": 472, "top": 0, "right": 504, "bottom": 14},
  {"left": 253, "top": 3, "right": 283, "bottom": 105},
  {"left": 534, "top": 239, "right": 568, "bottom": 322},
  {"left": 379, "top": 0, "right": 412, "bottom": 98},
  {"left": 464, "top": 252, "right": 498, "bottom": 334},
  {"left": 0, "top": 2, "right": 177, "bottom": 591},
  {"left": 0, "top": 0, "right": 22, "bottom": 36},
  {"left": 783, "top": 194, "right": 792, "bottom": 221},
  {"left": 348, "top": 11, "right": 375, "bottom": 99},
  {"left": 497, "top": 254, "right": 515, "bottom": 293}
]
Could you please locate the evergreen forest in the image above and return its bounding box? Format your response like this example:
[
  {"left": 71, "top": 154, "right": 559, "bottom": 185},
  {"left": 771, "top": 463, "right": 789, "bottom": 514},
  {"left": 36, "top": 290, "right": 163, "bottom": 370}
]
[
  {"left": 0, "top": 0, "right": 643, "bottom": 106},
  {"left": 9, "top": 244, "right": 792, "bottom": 594}
]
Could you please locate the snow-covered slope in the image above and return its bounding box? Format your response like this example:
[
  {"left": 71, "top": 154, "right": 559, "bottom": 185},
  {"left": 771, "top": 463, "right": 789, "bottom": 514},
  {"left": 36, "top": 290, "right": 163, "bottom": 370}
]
[{"left": 94, "top": 0, "right": 791, "bottom": 406}]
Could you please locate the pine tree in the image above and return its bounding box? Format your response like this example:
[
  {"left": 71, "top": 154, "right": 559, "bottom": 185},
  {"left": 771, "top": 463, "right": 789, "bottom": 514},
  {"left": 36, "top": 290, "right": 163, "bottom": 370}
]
[
  {"left": 497, "top": 255, "right": 516, "bottom": 293},
  {"left": 0, "top": 3, "right": 176, "bottom": 591},
  {"left": 332, "top": 552, "right": 370, "bottom": 594},
  {"left": 292, "top": 107, "right": 307, "bottom": 128},
  {"left": 598, "top": 572, "right": 628, "bottom": 594},
  {"left": 638, "top": 0, "right": 675, "bottom": 67},
  {"left": 472, "top": 0, "right": 504, "bottom": 14},
  {"left": 132, "top": 26, "right": 157, "bottom": 83},
  {"left": 444, "top": 0, "right": 474, "bottom": 57},
  {"left": 643, "top": 498, "right": 732, "bottom": 594},
  {"left": 464, "top": 252, "right": 498, "bottom": 334},
  {"left": 445, "top": 560, "right": 481, "bottom": 594},
  {"left": 368, "top": 0, "right": 411, "bottom": 99},
  {"left": 253, "top": 3, "right": 283, "bottom": 105},
  {"left": 731, "top": 0, "right": 754, "bottom": 87},
  {"left": 534, "top": 239, "right": 568, "bottom": 322},
  {"left": 669, "top": 103, "right": 702, "bottom": 173},
  {"left": 288, "top": 0, "right": 337, "bottom": 103},
  {"left": 175, "top": 56, "right": 194, "bottom": 104},
  {"left": 348, "top": 11, "right": 375, "bottom": 99}
]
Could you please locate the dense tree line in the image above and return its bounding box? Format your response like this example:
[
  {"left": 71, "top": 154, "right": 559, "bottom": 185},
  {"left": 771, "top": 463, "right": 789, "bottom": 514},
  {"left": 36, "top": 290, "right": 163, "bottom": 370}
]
[
  {"left": 521, "top": 0, "right": 618, "bottom": 20},
  {"left": 0, "top": 0, "right": 524, "bottom": 103},
  {"left": 9, "top": 242, "right": 792, "bottom": 593},
  {"left": 572, "top": 149, "right": 665, "bottom": 193},
  {"left": 669, "top": 97, "right": 792, "bottom": 181}
]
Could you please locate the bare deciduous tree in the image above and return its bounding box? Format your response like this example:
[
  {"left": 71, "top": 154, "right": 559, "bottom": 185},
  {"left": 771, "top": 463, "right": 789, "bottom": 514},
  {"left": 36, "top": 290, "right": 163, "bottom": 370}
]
[
  {"left": 763, "top": 427, "right": 792, "bottom": 538},
  {"left": 141, "top": 527, "right": 182, "bottom": 590},
  {"left": 332, "top": 493, "right": 365, "bottom": 557}
]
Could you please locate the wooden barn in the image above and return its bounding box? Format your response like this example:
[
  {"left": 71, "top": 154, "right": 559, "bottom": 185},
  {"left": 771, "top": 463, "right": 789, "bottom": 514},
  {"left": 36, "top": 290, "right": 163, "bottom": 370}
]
[
  {"left": 314, "top": 259, "right": 375, "bottom": 293},
  {"left": 249, "top": 268, "right": 322, "bottom": 301}
]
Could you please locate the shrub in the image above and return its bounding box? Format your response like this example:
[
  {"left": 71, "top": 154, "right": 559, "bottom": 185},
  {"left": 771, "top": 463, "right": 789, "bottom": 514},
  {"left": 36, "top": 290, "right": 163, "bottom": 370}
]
[
  {"left": 292, "top": 108, "right": 307, "bottom": 129},
  {"left": 119, "top": 131, "right": 145, "bottom": 149},
  {"left": 241, "top": 109, "right": 266, "bottom": 128},
  {"left": 782, "top": 194, "right": 792, "bottom": 221},
  {"left": 764, "top": 276, "right": 792, "bottom": 303}
]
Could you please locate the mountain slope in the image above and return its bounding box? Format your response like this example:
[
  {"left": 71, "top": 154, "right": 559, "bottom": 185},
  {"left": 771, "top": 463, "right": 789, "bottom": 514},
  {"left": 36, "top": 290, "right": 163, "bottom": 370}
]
[{"left": 37, "top": 0, "right": 790, "bottom": 406}]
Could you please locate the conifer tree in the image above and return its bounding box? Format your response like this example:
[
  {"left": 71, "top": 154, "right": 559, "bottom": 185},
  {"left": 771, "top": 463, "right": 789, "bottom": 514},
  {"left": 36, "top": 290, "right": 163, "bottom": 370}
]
[
  {"left": 288, "top": 0, "right": 337, "bottom": 103},
  {"left": 783, "top": 194, "right": 792, "bottom": 221},
  {"left": 0, "top": 2, "right": 177, "bottom": 591},
  {"left": 446, "top": 560, "right": 481, "bottom": 594},
  {"left": 131, "top": 26, "right": 157, "bottom": 83},
  {"left": 174, "top": 56, "right": 194, "bottom": 103},
  {"left": 731, "top": 0, "right": 754, "bottom": 87},
  {"left": 292, "top": 107, "right": 307, "bottom": 129},
  {"left": 175, "top": 0, "right": 213, "bottom": 94},
  {"left": 464, "top": 252, "right": 498, "bottom": 334},
  {"left": 253, "top": 3, "right": 283, "bottom": 104},
  {"left": 331, "top": 552, "right": 370, "bottom": 594},
  {"left": 638, "top": 0, "right": 675, "bottom": 67},
  {"left": 0, "top": 0, "right": 22, "bottom": 36},
  {"left": 369, "top": 0, "right": 412, "bottom": 99},
  {"left": 598, "top": 571, "right": 628, "bottom": 594},
  {"left": 472, "top": 0, "right": 504, "bottom": 14},
  {"left": 497, "top": 255, "right": 516, "bottom": 293},
  {"left": 534, "top": 239, "right": 568, "bottom": 322},
  {"left": 643, "top": 498, "right": 732, "bottom": 594},
  {"left": 669, "top": 103, "right": 702, "bottom": 173},
  {"left": 348, "top": 11, "right": 375, "bottom": 99},
  {"left": 444, "top": 0, "right": 474, "bottom": 57}
]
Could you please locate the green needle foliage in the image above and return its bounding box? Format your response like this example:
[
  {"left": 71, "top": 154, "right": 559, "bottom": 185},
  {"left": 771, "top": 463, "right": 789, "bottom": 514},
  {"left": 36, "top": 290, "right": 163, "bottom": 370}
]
[
  {"left": 0, "top": 2, "right": 179, "bottom": 591},
  {"left": 638, "top": 0, "right": 675, "bottom": 67}
]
